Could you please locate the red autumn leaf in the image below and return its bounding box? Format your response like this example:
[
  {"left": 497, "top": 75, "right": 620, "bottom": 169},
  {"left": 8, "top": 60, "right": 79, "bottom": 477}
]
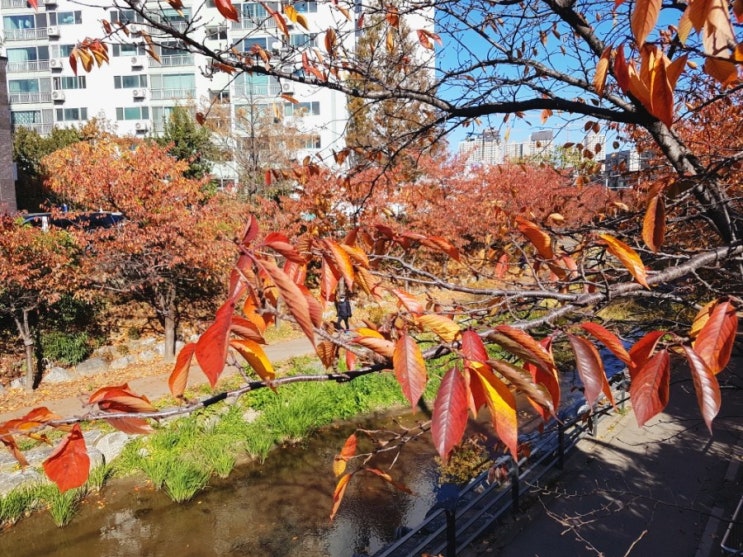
[
  {"left": 169, "top": 342, "right": 195, "bottom": 398},
  {"left": 683, "top": 345, "right": 722, "bottom": 432},
  {"left": 523, "top": 336, "right": 560, "bottom": 420},
  {"left": 240, "top": 214, "right": 260, "bottom": 247},
  {"left": 599, "top": 233, "right": 649, "bottom": 288},
  {"left": 215, "top": 0, "right": 239, "bottom": 21},
  {"left": 195, "top": 300, "right": 235, "bottom": 388},
  {"left": 628, "top": 330, "right": 666, "bottom": 378},
  {"left": 0, "top": 423, "right": 29, "bottom": 467},
  {"left": 614, "top": 45, "right": 631, "bottom": 93},
  {"left": 594, "top": 46, "right": 611, "bottom": 95},
  {"left": 333, "top": 432, "right": 357, "bottom": 476},
  {"left": 345, "top": 348, "right": 357, "bottom": 371},
  {"left": 630, "top": 349, "right": 670, "bottom": 427},
  {"left": 389, "top": 288, "right": 425, "bottom": 316},
  {"left": 495, "top": 253, "right": 509, "bottom": 279},
  {"left": 461, "top": 329, "right": 489, "bottom": 363},
  {"left": 393, "top": 334, "right": 428, "bottom": 409},
  {"left": 567, "top": 334, "right": 615, "bottom": 408},
  {"left": 89, "top": 383, "right": 156, "bottom": 413},
  {"left": 230, "top": 316, "right": 267, "bottom": 343},
  {"left": 264, "top": 232, "right": 306, "bottom": 264},
  {"left": 581, "top": 322, "right": 632, "bottom": 367},
  {"left": 692, "top": 300, "right": 738, "bottom": 374},
  {"left": 43, "top": 425, "right": 90, "bottom": 492},
  {"left": 105, "top": 417, "right": 153, "bottom": 435},
  {"left": 259, "top": 258, "right": 316, "bottom": 346},
  {"left": 330, "top": 473, "right": 353, "bottom": 521},
  {"left": 323, "top": 239, "right": 355, "bottom": 290},
  {"left": 489, "top": 325, "right": 556, "bottom": 373},
  {"left": 364, "top": 467, "right": 412, "bottom": 493},
  {"left": 352, "top": 334, "right": 395, "bottom": 360},
  {"left": 471, "top": 364, "right": 518, "bottom": 461},
  {"left": 297, "top": 284, "right": 324, "bottom": 328},
  {"left": 431, "top": 368, "right": 469, "bottom": 462},
  {"left": 489, "top": 358, "right": 556, "bottom": 418},
  {"left": 422, "top": 236, "right": 460, "bottom": 262},
  {"left": 320, "top": 255, "right": 341, "bottom": 302}
]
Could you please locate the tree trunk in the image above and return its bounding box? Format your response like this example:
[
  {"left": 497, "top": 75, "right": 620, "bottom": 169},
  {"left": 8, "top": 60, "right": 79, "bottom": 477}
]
[
  {"left": 14, "top": 309, "right": 36, "bottom": 392},
  {"left": 162, "top": 287, "right": 178, "bottom": 363}
]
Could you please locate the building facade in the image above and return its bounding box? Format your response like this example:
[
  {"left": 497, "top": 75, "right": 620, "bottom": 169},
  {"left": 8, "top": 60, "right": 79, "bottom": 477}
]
[
  {"left": 1, "top": 0, "right": 435, "bottom": 191},
  {"left": 0, "top": 55, "right": 16, "bottom": 213}
]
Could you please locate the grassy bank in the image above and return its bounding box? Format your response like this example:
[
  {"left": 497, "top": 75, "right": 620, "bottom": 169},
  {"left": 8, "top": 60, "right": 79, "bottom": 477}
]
[{"left": 0, "top": 355, "right": 447, "bottom": 528}]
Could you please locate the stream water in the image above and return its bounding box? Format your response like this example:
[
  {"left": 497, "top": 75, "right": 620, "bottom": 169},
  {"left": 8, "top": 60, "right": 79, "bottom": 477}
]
[{"left": 0, "top": 414, "right": 440, "bottom": 557}]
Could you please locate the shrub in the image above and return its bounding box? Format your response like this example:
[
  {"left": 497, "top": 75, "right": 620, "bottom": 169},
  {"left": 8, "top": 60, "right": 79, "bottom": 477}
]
[{"left": 40, "top": 331, "right": 91, "bottom": 366}]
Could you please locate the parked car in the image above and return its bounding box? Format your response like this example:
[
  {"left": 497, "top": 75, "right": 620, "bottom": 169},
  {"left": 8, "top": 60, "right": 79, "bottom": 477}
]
[{"left": 21, "top": 211, "right": 124, "bottom": 232}]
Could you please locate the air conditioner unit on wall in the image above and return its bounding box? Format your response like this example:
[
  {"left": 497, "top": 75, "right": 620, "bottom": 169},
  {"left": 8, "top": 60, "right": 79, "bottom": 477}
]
[
  {"left": 46, "top": 26, "right": 60, "bottom": 37},
  {"left": 281, "top": 82, "right": 294, "bottom": 94},
  {"left": 51, "top": 90, "right": 65, "bottom": 101},
  {"left": 132, "top": 88, "right": 146, "bottom": 98},
  {"left": 131, "top": 56, "right": 144, "bottom": 68},
  {"left": 134, "top": 121, "right": 149, "bottom": 132},
  {"left": 49, "top": 58, "right": 63, "bottom": 70}
]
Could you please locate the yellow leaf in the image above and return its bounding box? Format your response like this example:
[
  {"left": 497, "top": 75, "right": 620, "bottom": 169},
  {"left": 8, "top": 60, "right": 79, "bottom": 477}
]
[
  {"left": 631, "top": 0, "right": 662, "bottom": 46},
  {"left": 594, "top": 47, "right": 611, "bottom": 96},
  {"left": 229, "top": 339, "right": 275, "bottom": 382},
  {"left": 599, "top": 233, "right": 649, "bottom": 288},
  {"left": 415, "top": 314, "right": 461, "bottom": 343}
]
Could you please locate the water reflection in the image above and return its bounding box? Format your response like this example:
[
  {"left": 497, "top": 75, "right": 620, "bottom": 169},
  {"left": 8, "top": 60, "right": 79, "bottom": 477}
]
[{"left": 0, "top": 414, "right": 439, "bottom": 557}]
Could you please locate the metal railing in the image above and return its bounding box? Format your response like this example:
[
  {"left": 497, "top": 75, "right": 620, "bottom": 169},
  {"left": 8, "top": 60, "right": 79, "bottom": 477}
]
[
  {"left": 722, "top": 495, "right": 743, "bottom": 555},
  {"left": 372, "top": 380, "right": 629, "bottom": 557},
  {"left": 7, "top": 59, "right": 49, "bottom": 73},
  {"left": 9, "top": 91, "right": 52, "bottom": 104},
  {"left": 149, "top": 88, "right": 196, "bottom": 100},
  {"left": 3, "top": 27, "right": 48, "bottom": 41}
]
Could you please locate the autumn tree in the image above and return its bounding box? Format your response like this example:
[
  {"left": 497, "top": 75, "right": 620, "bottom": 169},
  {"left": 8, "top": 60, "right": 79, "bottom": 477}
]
[
  {"left": 0, "top": 218, "right": 80, "bottom": 390},
  {"left": 41, "top": 138, "right": 242, "bottom": 360}
]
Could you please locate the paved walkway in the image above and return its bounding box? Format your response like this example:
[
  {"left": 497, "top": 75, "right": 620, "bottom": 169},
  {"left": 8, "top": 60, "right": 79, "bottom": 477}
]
[
  {"left": 0, "top": 336, "right": 316, "bottom": 422},
  {"left": 461, "top": 363, "right": 743, "bottom": 557}
]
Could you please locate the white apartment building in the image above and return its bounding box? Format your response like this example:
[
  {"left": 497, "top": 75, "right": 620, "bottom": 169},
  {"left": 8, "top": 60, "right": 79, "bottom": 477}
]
[{"left": 1, "top": 1, "right": 434, "bottom": 185}]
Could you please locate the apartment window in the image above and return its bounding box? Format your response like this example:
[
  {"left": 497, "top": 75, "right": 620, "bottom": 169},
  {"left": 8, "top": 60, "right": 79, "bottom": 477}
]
[
  {"left": 109, "top": 9, "right": 145, "bottom": 24},
  {"left": 205, "top": 26, "right": 228, "bottom": 40},
  {"left": 293, "top": 1, "right": 318, "bottom": 13},
  {"left": 56, "top": 107, "right": 87, "bottom": 121},
  {"left": 150, "top": 73, "right": 195, "bottom": 99},
  {"left": 53, "top": 76, "right": 86, "bottom": 90},
  {"left": 51, "top": 44, "right": 75, "bottom": 57},
  {"left": 242, "top": 37, "right": 270, "bottom": 52},
  {"left": 239, "top": 2, "right": 279, "bottom": 21},
  {"left": 7, "top": 46, "right": 49, "bottom": 63},
  {"left": 10, "top": 79, "right": 40, "bottom": 94},
  {"left": 12, "top": 110, "right": 43, "bottom": 126},
  {"left": 50, "top": 11, "right": 82, "bottom": 26},
  {"left": 303, "top": 135, "right": 321, "bottom": 149},
  {"left": 116, "top": 106, "right": 150, "bottom": 120},
  {"left": 112, "top": 43, "right": 147, "bottom": 57},
  {"left": 161, "top": 8, "right": 191, "bottom": 24},
  {"left": 285, "top": 101, "right": 320, "bottom": 116},
  {"left": 290, "top": 33, "right": 315, "bottom": 48},
  {"left": 114, "top": 74, "right": 147, "bottom": 88},
  {"left": 3, "top": 14, "right": 37, "bottom": 31}
]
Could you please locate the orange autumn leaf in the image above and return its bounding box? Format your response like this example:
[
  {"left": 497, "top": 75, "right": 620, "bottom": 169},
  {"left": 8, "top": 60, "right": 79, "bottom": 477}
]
[{"left": 599, "top": 233, "right": 649, "bottom": 288}]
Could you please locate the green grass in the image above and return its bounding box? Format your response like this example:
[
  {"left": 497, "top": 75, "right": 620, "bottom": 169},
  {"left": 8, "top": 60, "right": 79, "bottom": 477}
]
[
  {"left": 40, "top": 484, "right": 86, "bottom": 527},
  {"left": 0, "top": 485, "right": 42, "bottom": 526},
  {"left": 163, "top": 461, "right": 212, "bottom": 503}
]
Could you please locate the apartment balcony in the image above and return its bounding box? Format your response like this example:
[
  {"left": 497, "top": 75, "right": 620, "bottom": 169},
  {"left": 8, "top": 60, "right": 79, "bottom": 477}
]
[
  {"left": 7, "top": 59, "right": 50, "bottom": 72},
  {"left": 159, "top": 53, "right": 194, "bottom": 67},
  {"left": 11, "top": 122, "right": 53, "bottom": 135},
  {"left": 231, "top": 18, "right": 277, "bottom": 31},
  {"left": 0, "top": 0, "right": 31, "bottom": 9},
  {"left": 3, "top": 27, "right": 48, "bottom": 41},
  {"left": 9, "top": 91, "right": 52, "bottom": 104},
  {"left": 234, "top": 83, "right": 281, "bottom": 98},
  {"left": 150, "top": 88, "right": 196, "bottom": 101}
]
